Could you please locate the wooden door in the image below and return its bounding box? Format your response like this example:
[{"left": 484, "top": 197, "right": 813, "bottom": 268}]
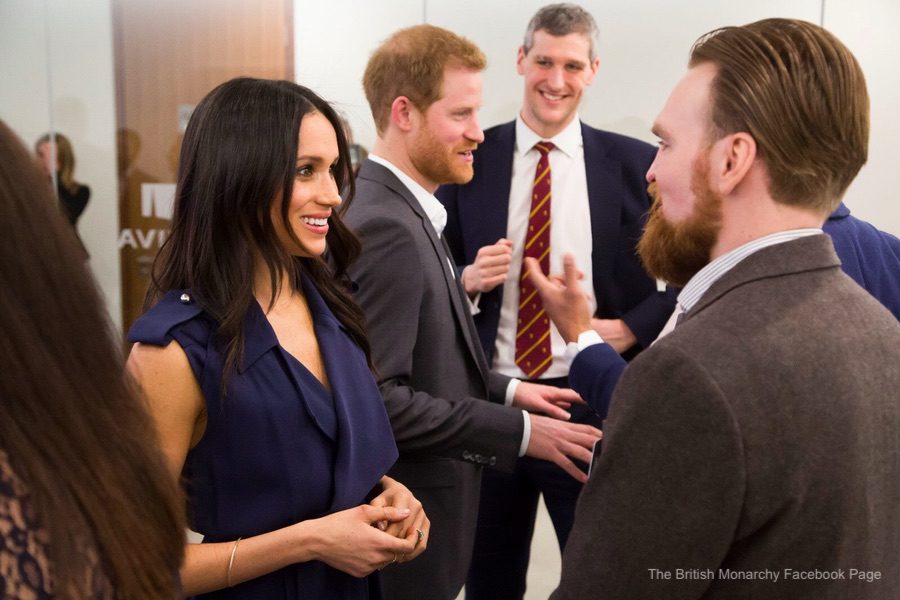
[{"left": 114, "top": 0, "right": 293, "bottom": 332}]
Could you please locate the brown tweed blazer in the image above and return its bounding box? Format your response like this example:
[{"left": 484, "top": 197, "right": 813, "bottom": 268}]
[{"left": 553, "top": 234, "right": 900, "bottom": 599}]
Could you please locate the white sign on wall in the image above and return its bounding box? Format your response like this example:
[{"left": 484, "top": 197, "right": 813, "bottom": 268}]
[{"left": 140, "top": 183, "right": 176, "bottom": 220}]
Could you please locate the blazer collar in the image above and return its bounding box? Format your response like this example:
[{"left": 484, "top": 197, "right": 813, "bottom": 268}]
[
  {"left": 581, "top": 122, "right": 628, "bottom": 283},
  {"left": 688, "top": 234, "right": 839, "bottom": 321},
  {"left": 367, "top": 154, "right": 448, "bottom": 235},
  {"left": 358, "top": 159, "right": 430, "bottom": 223},
  {"left": 828, "top": 201, "right": 851, "bottom": 222}
]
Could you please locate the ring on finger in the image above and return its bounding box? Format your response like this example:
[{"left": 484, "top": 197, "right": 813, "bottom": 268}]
[{"left": 415, "top": 528, "right": 425, "bottom": 543}]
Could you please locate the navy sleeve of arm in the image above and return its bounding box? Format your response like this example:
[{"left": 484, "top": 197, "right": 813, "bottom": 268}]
[
  {"left": 568, "top": 342, "right": 627, "bottom": 419},
  {"left": 622, "top": 286, "right": 679, "bottom": 349}
]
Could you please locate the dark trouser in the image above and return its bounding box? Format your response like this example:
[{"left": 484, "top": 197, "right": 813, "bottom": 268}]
[{"left": 465, "top": 377, "right": 601, "bottom": 600}]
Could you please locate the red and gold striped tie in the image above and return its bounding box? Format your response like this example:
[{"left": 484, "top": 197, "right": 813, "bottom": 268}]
[{"left": 515, "top": 141, "right": 554, "bottom": 378}]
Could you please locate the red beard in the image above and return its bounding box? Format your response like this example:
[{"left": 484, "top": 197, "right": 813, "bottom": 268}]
[
  {"left": 637, "top": 154, "right": 723, "bottom": 287},
  {"left": 409, "top": 122, "right": 476, "bottom": 186}
]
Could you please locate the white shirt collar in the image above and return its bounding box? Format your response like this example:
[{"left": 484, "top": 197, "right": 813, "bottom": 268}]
[
  {"left": 677, "top": 228, "right": 823, "bottom": 313},
  {"left": 515, "top": 113, "right": 582, "bottom": 158},
  {"left": 368, "top": 154, "right": 447, "bottom": 236}
]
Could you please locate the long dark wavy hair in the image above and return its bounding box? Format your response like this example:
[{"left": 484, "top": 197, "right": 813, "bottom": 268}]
[
  {"left": 148, "top": 78, "right": 370, "bottom": 380},
  {"left": 0, "top": 121, "right": 184, "bottom": 597}
]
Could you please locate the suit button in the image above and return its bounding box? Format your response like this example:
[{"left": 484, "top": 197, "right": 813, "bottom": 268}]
[{"left": 489, "top": 457, "right": 496, "bottom": 466}]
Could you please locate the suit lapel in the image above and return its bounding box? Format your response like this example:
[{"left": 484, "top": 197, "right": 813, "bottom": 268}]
[
  {"left": 438, "top": 234, "right": 493, "bottom": 373},
  {"left": 477, "top": 122, "right": 517, "bottom": 246},
  {"left": 359, "top": 160, "right": 489, "bottom": 377},
  {"left": 583, "top": 123, "right": 627, "bottom": 293}
]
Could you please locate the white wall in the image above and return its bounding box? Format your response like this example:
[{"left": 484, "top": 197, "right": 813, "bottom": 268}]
[
  {"left": 294, "top": 1, "right": 424, "bottom": 151},
  {"left": 0, "top": 0, "right": 122, "bottom": 329},
  {"left": 296, "top": 0, "right": 899, "bottom": 236},
  {"left": 825, "top": 0, "right": 900, "bottom": 235},
  {"left": 2, "top": 1, "right": 897, "bottom": 331},
  {"left": 0, "top": 3, "right": 52, "bottom": 140}
]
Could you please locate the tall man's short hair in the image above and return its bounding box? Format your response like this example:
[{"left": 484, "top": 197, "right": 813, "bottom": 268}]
[
  {"left": 363, "top": 24, "right": 485, "bottom": 135},
  {"left": 690, "top": 19, "right": 869, "bottom": 213},
  {"left": 522, "top": 3, "right": 600, "bottom": 60}
]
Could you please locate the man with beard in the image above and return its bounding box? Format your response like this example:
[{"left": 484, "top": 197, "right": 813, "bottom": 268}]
[
  {"left": 434, "top": 7, "right": 676, "bottom": 595},
  {"left": 343, "top": 25, "right": 601, "bottom": 600},
  {"left": 530, "top": 18, "right": 900, "bottom": 599}
]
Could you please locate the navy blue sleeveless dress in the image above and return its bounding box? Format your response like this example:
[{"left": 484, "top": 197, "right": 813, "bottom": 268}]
[{"left": 128, "top": 277, "right": 398, "bottom": 599}]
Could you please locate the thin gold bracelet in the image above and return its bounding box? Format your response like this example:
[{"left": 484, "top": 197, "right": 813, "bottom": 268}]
[{"left": 226, "top": 537, "right": 242, "bottom": 588}]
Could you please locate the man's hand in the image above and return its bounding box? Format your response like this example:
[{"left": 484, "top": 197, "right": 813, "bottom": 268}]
[
  {"left": 461, "top": 238, "right": 513, "bottom": 298},
  {"left": 526, "top": 415, "right": 602, "bottom": 483},
  {"left": 525, "top": 254, "right": 592, "bottom": 343},
  {"left": 513, "top": 381, "right": 584, "bottom": 420},
  {"left": 591, "top": 318, "right": 637, "bottom": 354}
]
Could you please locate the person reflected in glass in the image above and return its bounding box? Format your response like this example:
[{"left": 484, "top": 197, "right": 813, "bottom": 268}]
[{"left": 35, "top": 132, "right": 90, "bottom": 226}]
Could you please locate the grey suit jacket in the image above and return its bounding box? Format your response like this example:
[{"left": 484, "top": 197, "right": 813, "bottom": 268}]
[
  {"left": 554, "top": 234, "right": 900, "bottom": 599},
  {"left": 345, "top": 159, "right": 524, "bottom": 600}
]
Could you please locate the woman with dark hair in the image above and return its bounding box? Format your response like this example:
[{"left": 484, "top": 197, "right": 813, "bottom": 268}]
[
  {"left": 0, "top": 121, "right": 184, "bottom": 597},
  {"left": 126, "top": 78, "right": 428, "bottom": 599},
  {"left": 35, "top": 131, "right": 91, "bottom": 225}
]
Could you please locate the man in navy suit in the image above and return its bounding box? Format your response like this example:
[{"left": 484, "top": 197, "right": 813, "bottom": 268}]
[
  {"left": 825, "top": 203, "right": 900, "bottom": 320},
  {"left": 436, "top": 4, "right": 675, "bottom": 598}
]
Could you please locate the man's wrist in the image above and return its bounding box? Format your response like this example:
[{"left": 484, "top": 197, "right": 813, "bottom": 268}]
[
  {"left": 577, "top": 329, "right": 604, "bottom": 349},
  {"left": 505, "top": 378, "right": 520, "bottom": 406},
  {"left": 518, "top": 411, "right": 531, "bottom": 456},
  {"left": 461, "top": 265, "right": 476, "bottom": 296},
  {"left": 465, "top": 289, "right": 482, "bottom": 315},
  {"left": 564, "top": 329, "right": 604, "bottom": 362}
]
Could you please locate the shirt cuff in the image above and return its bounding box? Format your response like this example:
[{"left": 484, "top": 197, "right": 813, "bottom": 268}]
[
  {"left": 459, "top": 265, "right": 482, "bottom": 315},
  {"left": 465, "top": 289, "right": 482, "bottom": 315},
  {"left": 504, "top": 378, "right": 520, "bottom": 406},
  {"left": 518, "top": 410, "right": 531, "bottom": 457},
  {"left": 564, "top": 329, "right": 605, "bottom": 362}
]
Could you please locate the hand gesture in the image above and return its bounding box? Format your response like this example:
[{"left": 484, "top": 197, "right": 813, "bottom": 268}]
[
  {"left": 513, "top": 381, "right": 584, "bottom": 420},
  {"left": 525, "top": 253, "right": 592, "bottom": 343},
  {"left": 461, "top": 238, "right": 513, "bottom": 297}
]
